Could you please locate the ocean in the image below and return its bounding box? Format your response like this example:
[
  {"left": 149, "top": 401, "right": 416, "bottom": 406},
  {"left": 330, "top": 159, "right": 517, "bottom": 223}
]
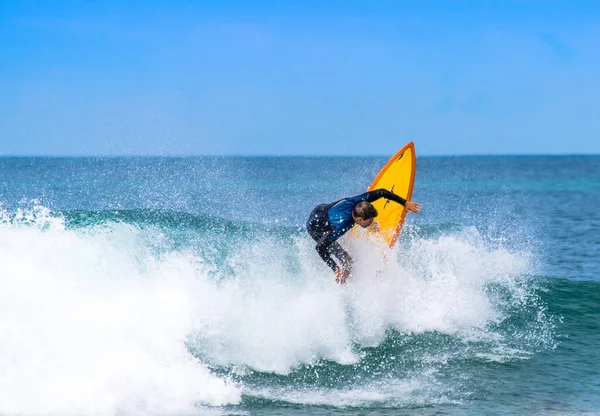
[{"left": 0, "top": 155, "right": 598, "bottom": 415}]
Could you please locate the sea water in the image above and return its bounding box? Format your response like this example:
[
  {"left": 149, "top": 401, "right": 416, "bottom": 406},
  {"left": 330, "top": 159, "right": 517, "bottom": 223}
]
[{"left": 0, "top": 155, "right": 598, "bottom": 415}]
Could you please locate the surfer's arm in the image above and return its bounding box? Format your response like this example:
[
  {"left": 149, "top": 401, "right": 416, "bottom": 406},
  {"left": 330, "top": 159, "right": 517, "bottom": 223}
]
[
  {"left": 315, "top": 231, "right": 340, "bottom": 272},
  {"left": 366, "top": 189, "right": 407, "bottom": 206},
  {"left": 366, "top": 189, "right": 421, "bottom": 213}
]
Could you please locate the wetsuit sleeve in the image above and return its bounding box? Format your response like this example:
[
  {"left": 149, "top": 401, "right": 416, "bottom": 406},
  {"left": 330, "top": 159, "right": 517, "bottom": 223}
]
[
  {"left": 366, "top": 188, "right": 407, "bottom": 206},
  {"left": 314, "top": 229, "right": 341, "bottom": 272}
]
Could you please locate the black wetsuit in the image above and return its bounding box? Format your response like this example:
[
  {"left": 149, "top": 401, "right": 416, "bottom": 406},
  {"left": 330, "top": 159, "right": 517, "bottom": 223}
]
[{"left": 306, "top": 189, "right": 407, "bottom": 274}]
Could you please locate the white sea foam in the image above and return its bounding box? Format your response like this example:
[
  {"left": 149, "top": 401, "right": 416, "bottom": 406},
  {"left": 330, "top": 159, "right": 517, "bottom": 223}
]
[
  {"left": 0, "top": 205, "right": 534, "bottom": 413},
  {"left": 189, "top": 225, "right": 532, "bottom": 374},
  {"left": 344, "top": 226, "right": 531, "bottom": 342},
  {"left": 0, "top": 207, "right": 240, "bottom": 415},
  {"left": 246, "top": 377, "right": 462, "bottom": 408}
]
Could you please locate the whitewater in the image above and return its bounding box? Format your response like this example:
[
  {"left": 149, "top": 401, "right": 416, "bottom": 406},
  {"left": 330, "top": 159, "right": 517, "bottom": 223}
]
[
  {"left": 1, "top": 155, "right": 597, "bottom": 414},
  {"left": 0, "top": 201, "right": 550, "bottom": 415}
]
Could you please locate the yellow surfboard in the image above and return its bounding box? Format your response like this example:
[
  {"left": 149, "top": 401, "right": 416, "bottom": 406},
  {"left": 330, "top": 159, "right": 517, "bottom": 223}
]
[{"left": 367, "top": 142, "right": 416, "bottom": 248}]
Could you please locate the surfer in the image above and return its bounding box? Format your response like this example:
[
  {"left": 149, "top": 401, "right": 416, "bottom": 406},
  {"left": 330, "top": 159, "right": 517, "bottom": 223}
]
[{"left": 307, "top": 189, "right": 421, "bottom": 284}]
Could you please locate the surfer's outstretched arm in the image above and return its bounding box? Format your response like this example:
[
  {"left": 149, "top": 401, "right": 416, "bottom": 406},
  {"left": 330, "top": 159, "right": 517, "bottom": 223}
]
[
  {"left": 366, "top": 188, "right": 406, "bottom": 205},
  {"left": 367, "top": 189, "right": 421, "bottom": 213}
]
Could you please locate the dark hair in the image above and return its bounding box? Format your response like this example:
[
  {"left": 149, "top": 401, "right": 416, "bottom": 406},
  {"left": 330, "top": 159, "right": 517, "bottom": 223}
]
[{"left": 353, "top": 201, "right": 378, "bottom": 219}]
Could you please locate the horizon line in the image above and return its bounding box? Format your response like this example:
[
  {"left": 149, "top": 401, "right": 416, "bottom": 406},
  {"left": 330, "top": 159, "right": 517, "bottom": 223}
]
[{"left": 0, "top": 152, "right": 599, "bottom": 158}]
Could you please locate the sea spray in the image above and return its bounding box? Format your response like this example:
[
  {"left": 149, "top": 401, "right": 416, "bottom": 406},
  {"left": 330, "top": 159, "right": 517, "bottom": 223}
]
[
  {"left": 0, "top": 204, "right": 555, "bottom": 412},
  {"left": 0, "top": 206, "right": 241, "bottom": 415},
  {"left": 0, "top": 155, "right": 596, "bottom": 414}
]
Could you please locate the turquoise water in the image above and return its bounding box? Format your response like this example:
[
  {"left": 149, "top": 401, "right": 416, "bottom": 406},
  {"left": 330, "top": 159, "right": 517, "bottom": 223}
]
[{"left": 0, "top": 155, "right": 598, "bottom": 414}]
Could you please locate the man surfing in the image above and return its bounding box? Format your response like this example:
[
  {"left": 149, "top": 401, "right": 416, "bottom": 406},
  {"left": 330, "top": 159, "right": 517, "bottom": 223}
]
[{"left": 306, "top": 189, "right": 421, "bottom": 284}]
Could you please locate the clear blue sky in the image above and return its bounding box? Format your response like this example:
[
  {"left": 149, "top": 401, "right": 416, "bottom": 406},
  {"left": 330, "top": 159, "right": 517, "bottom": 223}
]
[{"left": 1, "top": 1, "right": 599, "bottom": 156}]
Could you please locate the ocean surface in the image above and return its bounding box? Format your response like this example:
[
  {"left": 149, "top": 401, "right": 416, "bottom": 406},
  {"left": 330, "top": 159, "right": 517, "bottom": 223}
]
[{"left": 0, "top": 155, "right": 598, "bottom": 415}]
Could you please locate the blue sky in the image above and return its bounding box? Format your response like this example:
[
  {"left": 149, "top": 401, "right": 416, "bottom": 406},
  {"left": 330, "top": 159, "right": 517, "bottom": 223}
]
[{"left": 1, "top": 1, "right": 599, "bottom": 156}]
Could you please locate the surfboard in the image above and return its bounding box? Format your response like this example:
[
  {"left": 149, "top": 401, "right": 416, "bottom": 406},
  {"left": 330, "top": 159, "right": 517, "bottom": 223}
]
[{"left": 367, "top": 142, "right": 416, "bottom": 248}]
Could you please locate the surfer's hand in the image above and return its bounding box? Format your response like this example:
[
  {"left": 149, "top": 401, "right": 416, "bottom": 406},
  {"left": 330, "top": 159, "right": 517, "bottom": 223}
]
[
  {"left": 334, "top": 269, "right": 348, "bottom": 284},
  {"left": 405, "top": 201, "right": 421, "bottom": 214}
]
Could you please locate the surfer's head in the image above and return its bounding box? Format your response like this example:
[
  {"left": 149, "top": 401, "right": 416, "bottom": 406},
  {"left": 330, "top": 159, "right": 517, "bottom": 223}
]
[{"left": 353, "top": 201, "right": 378, "bottom": 228}]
